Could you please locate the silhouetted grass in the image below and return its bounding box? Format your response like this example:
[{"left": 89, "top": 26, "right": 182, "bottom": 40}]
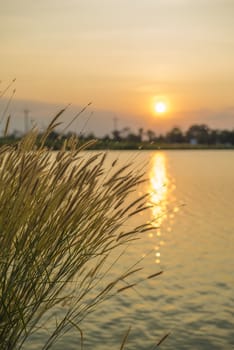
[{"left": 0, "top": 115, "right": 162, "bottom": 349}]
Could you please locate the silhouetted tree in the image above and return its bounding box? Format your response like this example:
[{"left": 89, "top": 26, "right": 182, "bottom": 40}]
[
  {"left": 185, "top": 124, "right": 210, "bottom": 144},
  {"left": 208, "top": 129, "right": 219, "bottom": 145},
  {"left": 157, "top": 134, "right": 166, "bottom": 143},
  {"left": 102, "top": 134, "right": 111, "bottom": 142},
  {"left": 112, "top": 130, "right": 122, "bottom": 142},
  {"left": 219, "top": 130, "right": 234, "bottom": 145},
  {"left": 166, "top": 127, "right": 184, "bottom": 143},
  {"left": 138, "top": 128, "right": 144, "bottom": 142},
  {"left": 146, "top": 129, "right": 156, "bottom": 142},
  {"left": 85, "top": 132, "right": 96, "bottom": 140},
  {"left": 121, "top": 127, "right": 131, "bottom": 141},
  {"left": 126, "top": 133, "right": 141, "bottom": 143}
]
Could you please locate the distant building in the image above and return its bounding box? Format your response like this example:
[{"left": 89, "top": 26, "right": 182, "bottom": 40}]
[{"left": 190, "top": 138, "right": 198, "bottom": 145}]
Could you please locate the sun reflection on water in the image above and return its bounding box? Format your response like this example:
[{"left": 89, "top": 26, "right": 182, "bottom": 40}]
[
  {"left": 149, "top": 153, "right": 168, "bottom": 227},
  {"left": 148, "top": 153, "right": 176, "bottom": 264}
]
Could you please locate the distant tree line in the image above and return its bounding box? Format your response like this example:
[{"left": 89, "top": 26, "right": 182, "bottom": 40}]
[
  {"left": 108, "top": 124, "right": 234, "bottom": 145},
  {"left": 1, "top": 124, "right": 234, "bottom": 149}
]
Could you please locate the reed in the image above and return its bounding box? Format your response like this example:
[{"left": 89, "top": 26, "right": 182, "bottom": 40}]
[{"left": 0, "top": 116, "right": 155, "bottom": 349}]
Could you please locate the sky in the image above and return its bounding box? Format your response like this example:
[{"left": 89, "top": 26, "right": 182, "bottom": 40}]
[{"left": 1, "top": 0, "right": 234, "bottom": 136}]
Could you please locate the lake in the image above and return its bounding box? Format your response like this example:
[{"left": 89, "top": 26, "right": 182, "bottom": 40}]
[{"left": 29, "top": 150, "right": 234, "bottom": 349}]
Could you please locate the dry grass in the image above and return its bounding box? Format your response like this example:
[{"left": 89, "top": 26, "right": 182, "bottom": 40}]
[{"left": 0, "top": 115, "right": 156, "bottom": 349}]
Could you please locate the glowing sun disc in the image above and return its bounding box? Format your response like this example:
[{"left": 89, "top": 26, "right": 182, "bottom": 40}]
[{"left": 155, "top": 101, "right": 167, "bottom": 114}]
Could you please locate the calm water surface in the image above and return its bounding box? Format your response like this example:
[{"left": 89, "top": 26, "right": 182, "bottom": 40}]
[{"left": 32, "top": 151, "right": 234, "bottom": 349}]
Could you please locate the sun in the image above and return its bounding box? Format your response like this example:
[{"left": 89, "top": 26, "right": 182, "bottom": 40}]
[{"left": 154, "top": 101, "right": 167, "bottom": 114}]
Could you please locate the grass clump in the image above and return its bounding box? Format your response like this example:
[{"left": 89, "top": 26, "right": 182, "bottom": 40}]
[{"left": 0, "top": 115, "right": 154, "bottom": 349}]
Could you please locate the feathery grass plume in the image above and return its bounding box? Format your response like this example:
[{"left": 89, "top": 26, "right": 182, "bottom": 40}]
[
  {"left": 3, "top": 115, "right": 11, "bottom": 137},
  {"left": 0, "top": 78, "right": 16, "bottom": 99},
  {"left": 0, "top": 88, "right": 16, "bottom": 125},
  {"left": 0, "top": 121, "right": 156, "bottom": 349},
  {"left": 120, "top": 326, "right": 132, "bottom": 350}
]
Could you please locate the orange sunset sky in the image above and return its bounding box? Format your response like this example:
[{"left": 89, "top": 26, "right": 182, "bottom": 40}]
[{"left": 1, "top": 0, "right": 234, "bottom": 136}]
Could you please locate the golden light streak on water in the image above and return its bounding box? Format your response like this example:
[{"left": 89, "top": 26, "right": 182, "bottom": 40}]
[
  {"left": 149, "top": 153, "right": 168, "bottom": 226},
  {"left": 148, "top": 153, "right": 169, "bottom": 264}
]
